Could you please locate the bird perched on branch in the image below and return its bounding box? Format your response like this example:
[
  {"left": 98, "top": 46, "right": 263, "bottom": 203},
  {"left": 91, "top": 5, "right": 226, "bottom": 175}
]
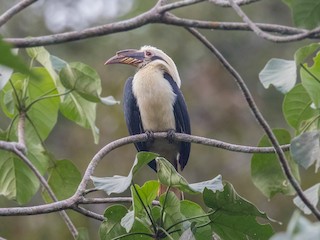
[{"left": 105, "top": 46, "right": 191, "bottom": 198}]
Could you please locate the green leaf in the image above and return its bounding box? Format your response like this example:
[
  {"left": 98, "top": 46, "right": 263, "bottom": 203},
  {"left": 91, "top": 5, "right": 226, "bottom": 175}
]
[
  {"left": 293, "top": 183, "right": 320, "bottom": 215},
  {"left": 290, "top": 131, "right": 320, "bottom": 172},
  {"left": 294, "top": 43, "right": 320, "bottom": 65},
  {"left": 0, "top": 64, "right": 14, "bottom": 91},
  {"left": 0, "top": 72, "right": 26, "bottom": 118},
  {"left": 26, "top": 47, "right": 59, "bottom": 82},
  {"left": 0, "top": 132, "right": 49, "bottom": 204},
  {"left": 100, "top": 205, "right": 127, "bottom": 240},
  {"left": 76, "top": 228, "right": 89, "bottom": 240},
  {"left": 157, "top": 157, "right": 223, "bottom": 194},
  {"left": 204, "top": 182, "right": 274, "bottom": 240},
  {"left": 131, "top": 181, "right": 159, "bottom": 217},
  {"left": 121, "top": 210, "right": 135, "bottom": 233},
  {"left": 26, "top": 67, "right": 60, "bottom": 141},
  {"left": 42, "top": 159, "right": 81, "bottom": 203},
  {"left": 50, "top": 55, "right": 68, "bottom": 72},
  {"left": 179, "top": 228, "right": 196, "bottom": 240},
  {"left": 161, "top": 192, "right": 184, "bottom": 226},
  {"left": 283, "top": 0, "right": 320, "bottom": 29},
  {"left": 0, "top": 150, "right": 41, "bottom": 204},
  {"left": 251, "top": 129, "right": 300, "bottom": 198},
  {"left": 180, "top": 200, "right": 212, "bottom": 240},
  {"left": 91, "top": 152, "right": 158, "bottom": 195},
  {"left": 259, "top": 58, "right": 296, "bottom": 94},
  {"left": 60, "top": 91, "right": 100, "bottom": 143},
  {"left": 300, "top": 53, "right": 320, "bottom": 108},
  {"left": 59, "top": 62, "right": 102, "bottom": 102},
  {"left": 283, "top": 84, "right": 318, "bottom": 132},
  {"left": 0, "top": 39, "right": 32, "bottom": 77},
  {"left": 270, "top": 211, "right": 320, "bottom": 240}
]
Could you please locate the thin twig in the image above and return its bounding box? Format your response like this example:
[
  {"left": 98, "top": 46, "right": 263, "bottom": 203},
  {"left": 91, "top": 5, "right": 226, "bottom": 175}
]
[
  {"left": 79, "top": 196, "right": 160, "bottom": 206},
  {"left": 228, "top": 0, "right": 320, "bottom": 42},
  {"left": 209, "top": 0, "right": 261, "bottom": 7},
  {"left": 0, "top": 0, "right": 38, "bottom": 27},
  {"left": 186, "top": 27, "right": 320, "bottom": 220},
  {"left": 158, "top": 0, "right": 206, "bottom": 13},
  {"left": 72, "top": 206, "right": 105, "bottom": 221}
]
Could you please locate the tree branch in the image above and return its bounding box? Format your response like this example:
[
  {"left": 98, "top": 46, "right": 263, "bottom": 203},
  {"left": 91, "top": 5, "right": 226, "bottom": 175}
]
[
  {"left": 3, "top": 0, "right": 320, "bottom": 48},
  {"left": 72, "top": 206, "right": 105, "bottom": 221},
  {"left": 209, "top": 0, "right": 261, "bottom": 7},
  {"left": 0, "top": 132, "right": 290, "bottom": 217},
  {"left": 227, "top": 0, "right": 320, "bottom": 42},
  {"left": 0, "top": 0, "right": 38, "bottom": 27},
  {"left": 186, "top": 27, "right": 320, "bottom": 220},
  {"left": 13, "top": 149, "right": 79, "bottom": 238}
]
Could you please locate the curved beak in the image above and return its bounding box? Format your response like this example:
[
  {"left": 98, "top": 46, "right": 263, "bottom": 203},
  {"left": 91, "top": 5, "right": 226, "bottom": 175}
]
[{"left": 105, "top": 49, "right": 145, "bottom": 67}]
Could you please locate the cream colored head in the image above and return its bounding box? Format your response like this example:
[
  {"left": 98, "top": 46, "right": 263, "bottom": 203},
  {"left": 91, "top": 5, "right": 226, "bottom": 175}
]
[{"left": 105, "top": 45, "right": 182, "bottom": 88}]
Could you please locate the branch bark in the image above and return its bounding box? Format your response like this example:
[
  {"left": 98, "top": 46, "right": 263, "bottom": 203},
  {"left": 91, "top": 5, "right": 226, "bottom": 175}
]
[
  {"left": 186, "top": 27, "right": 320, "bottom": 220},
  {"left": 0, "top": 132, "right": 291, "bottom": 218},
  {"left": 2, "top": 0, "right": 320, "bottom": 48},
  {"left": 0, "top": 0, "right": 38, "bottom": 27}
]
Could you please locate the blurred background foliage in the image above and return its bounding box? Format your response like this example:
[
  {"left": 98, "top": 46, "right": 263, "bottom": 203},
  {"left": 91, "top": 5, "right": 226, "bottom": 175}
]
[{"left": 0, "top": 0, "right": 318, "bottom": 239}]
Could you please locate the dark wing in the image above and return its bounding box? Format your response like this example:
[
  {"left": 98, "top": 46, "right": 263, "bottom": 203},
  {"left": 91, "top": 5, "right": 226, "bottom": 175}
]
[
  {"left": 164, "top": 73, "right": 191, "bottom": 170},
  {"left": 123, "top": 77, "right": 147, "bottom": 152}
]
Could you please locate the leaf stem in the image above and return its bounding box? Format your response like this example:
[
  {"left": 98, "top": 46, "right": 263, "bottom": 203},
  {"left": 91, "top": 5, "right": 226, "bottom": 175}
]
[
  {"left": 25, "top": 89, "right": 73, "bottom": 112},
  {"left": 131, "top": 182, "right": 157, "bottom": 234}
]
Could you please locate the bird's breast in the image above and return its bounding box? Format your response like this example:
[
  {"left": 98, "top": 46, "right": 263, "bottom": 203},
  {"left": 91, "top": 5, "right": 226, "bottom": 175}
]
[{"left": 132, "top": 68, "right": 176, "bottom": 131}]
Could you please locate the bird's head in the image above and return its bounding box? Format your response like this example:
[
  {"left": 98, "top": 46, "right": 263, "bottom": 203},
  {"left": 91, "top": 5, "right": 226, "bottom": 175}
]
[{"left": 105, "top": 45, "right": 181, "bottom": 87}]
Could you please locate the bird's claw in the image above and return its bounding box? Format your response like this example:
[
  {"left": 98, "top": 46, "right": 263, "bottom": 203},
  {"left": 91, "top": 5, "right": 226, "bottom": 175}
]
[
  {"left": 145, "top": 130, "right": 155, "bottom": 143},
  {"left": 167, "top": 129, "right": 176, "bottom": 143}
]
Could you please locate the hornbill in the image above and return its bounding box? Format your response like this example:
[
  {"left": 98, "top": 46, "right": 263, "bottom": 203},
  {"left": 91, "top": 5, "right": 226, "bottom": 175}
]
[{"left": 105, "top": 46, "right": 191, "bottom": 198}]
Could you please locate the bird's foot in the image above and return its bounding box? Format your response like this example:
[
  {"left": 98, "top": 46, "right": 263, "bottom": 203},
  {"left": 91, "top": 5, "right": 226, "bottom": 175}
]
[
  {"left": 145, "top": 130, "right": 155, "bottom": 143},
  {"left": 166, "top": 129, "right": 176, "bottom": 143}
]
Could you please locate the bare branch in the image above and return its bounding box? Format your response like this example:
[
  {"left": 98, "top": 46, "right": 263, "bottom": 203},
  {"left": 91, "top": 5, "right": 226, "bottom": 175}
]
[
  {"left": 79, "top": 197, "right": 160, "bottom": 206},
  {"left": 17, "top": 112, "right": 26, "bottom": 148},
  {"left": 0, "top": 141, "right": 25, "bottom": 153},
  {"left": 228, "top": 0, "right": 320, "bottom": 42},
  {"left": 13, "top": 150, "right": 79, "bottom": 238},
  {"left": 209, "top": 0, "right": 261, "bottom": 7},
  {"left": 186, "top": 27, "right": 320, "bottom": 220},
  {"left": 0, "top": 0, "right": 38, "bottom": 27},
  {"left": 158, "top": 0, "right": 206, "bottom": 13},
  {"left": 3, "top": 1, "right": 320, "bottom": 48},
  {"left": 72, "top": 206, "right": 104, "bottom": 221},
  {"left": 0, "top": 132, "right": 290, "bottom": 217}
]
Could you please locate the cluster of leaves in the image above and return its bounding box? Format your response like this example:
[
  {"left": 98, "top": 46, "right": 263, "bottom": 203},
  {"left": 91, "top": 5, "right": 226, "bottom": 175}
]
[
  {"left": 0, "top": 39, "right": 117, "bottom": 204},
  {"left": 257, "top": 42, "right": 320, "bottom": 236},
  {"left": 91, "top": 152, "right": 274, "bottom": 240}
]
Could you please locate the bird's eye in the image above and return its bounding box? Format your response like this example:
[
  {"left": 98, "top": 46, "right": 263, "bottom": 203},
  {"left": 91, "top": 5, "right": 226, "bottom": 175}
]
[{"left": 145, "top": 51, "right": 152, "bottom": 57}]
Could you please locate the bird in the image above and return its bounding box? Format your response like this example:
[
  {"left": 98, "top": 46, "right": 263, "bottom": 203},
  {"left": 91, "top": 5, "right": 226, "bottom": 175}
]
[{"left": 105, "top": 46, "right": 191, "bottom": 198}]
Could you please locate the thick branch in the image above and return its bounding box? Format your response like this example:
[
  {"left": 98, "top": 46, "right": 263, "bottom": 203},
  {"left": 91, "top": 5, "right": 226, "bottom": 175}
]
[
  {"left": 186, "top": 27, "right": 320, "bottom": 220},
  {"left": 0, "top": 132, "right": 290, "bottom": 217},
  {"left": 3, "top": 0, "right": 320, "bottom": 48}
]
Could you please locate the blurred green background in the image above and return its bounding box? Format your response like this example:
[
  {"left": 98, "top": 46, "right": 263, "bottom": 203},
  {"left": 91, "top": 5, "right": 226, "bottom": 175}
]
[{"left": 0, "top": 0, "right": 318, "bottom": 239}]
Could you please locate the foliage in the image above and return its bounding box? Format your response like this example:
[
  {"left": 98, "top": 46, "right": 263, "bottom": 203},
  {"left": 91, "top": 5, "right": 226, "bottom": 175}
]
[
  {"left": 259, "top": 42, "right": 320, "bottom": 216},
  {"left": 0, "top": 43, "right": 117, "bottom": 204},
  {"left": 93, "top": 152, "right": 273, "bottom": 240},
  {"left": 1, "top": 0, "right": 320, "bottom": 239}
]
